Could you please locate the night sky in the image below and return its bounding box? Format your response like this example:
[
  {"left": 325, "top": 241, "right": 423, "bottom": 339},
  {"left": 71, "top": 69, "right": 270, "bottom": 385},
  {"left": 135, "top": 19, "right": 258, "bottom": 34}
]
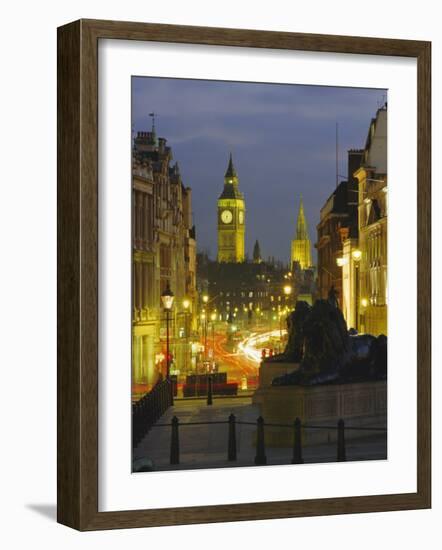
[{"left": 132, "top": 77, "right": 386, "bottom": 264}]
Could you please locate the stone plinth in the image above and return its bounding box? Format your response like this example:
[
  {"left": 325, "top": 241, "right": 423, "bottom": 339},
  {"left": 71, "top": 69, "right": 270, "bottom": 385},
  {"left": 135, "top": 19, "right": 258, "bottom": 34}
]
[
  {"left": 252, "top": 360, "right": 300, "bottom": 405},
  {"left": 257, "top": 380, "right": 387, "bottom": 447}
]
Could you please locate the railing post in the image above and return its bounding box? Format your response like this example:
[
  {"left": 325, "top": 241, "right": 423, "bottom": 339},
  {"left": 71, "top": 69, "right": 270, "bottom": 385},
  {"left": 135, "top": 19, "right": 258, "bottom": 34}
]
[
  {"left": 169, "top": 378, "right": 174, "bottom": 407},
  {"left": 207, "top": 375, "right": 213, "bottom": 406},
  {"left": 254, "top": 416, "right": 267, "bottom": 465},
  {"left": 154, "top": 386, "right": 160, "bottom": 422},
  {"left": 170, "top": 416, "right": 180, "bottom": 465},
  {"left": 227, "top": 413, "right": 237, "bottom": 461},
  {"left": 337, "top": 418, "right": 346, "bottom": 462},
  {"left": 132, "top": 404, "right": 138, "bottom": 446},
  {"left": 292, "top": 417, "right": 303, "bottom": 464}
]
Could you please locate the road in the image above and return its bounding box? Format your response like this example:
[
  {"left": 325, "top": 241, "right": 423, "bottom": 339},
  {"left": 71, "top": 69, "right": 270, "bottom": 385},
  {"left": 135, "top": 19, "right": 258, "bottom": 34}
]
[{"left": 205, "top": 326, "right": 287, "bottom": 389}]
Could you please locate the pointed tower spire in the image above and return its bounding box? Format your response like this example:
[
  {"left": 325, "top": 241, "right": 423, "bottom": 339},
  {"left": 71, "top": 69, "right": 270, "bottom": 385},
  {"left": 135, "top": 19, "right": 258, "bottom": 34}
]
[
  {"left": 296, "top": 196, "right": 309, "bottom": 240},
  {"left": 253, "top": 240, "right": 262, "bottom": 264},
  {"left": 224, "top": 152, "right": 237, "bottom": 179},
  {"left": 291, "top": 195, "right": 312, "bottom": 270}
]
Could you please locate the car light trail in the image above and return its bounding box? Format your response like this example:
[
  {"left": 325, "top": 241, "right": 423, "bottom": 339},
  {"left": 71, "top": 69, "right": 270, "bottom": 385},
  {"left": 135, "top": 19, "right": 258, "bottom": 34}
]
[{"left": 238, "top": 329, "right": 287, "bottom": 363}]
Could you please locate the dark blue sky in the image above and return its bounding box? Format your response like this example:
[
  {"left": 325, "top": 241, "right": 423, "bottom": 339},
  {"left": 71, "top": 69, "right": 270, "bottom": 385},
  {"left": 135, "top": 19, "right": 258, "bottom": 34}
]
[{"left": 132, "top": 77, "right": 386, "bottom": 263}]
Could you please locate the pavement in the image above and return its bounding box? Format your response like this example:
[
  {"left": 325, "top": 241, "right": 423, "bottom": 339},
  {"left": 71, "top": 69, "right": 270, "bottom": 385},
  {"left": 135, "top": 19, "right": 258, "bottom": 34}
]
[{"left": 133, "top": 397, "right": 387, "bottom": 472}]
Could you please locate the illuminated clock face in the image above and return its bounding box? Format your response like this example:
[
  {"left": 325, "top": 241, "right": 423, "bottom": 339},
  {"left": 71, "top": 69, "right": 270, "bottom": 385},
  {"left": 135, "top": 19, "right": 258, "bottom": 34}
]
[
  {"left": 221, "top": 210, "right": 233, "bottom": 224},
  {"left": 238, "top": 211, "right": 244, "bottom": 224}
]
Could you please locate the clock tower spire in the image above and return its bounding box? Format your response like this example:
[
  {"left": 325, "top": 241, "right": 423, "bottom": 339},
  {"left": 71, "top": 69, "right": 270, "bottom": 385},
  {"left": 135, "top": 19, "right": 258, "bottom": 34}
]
[{"left": 217, "top": 153, "right": 245, "bottom": 263}]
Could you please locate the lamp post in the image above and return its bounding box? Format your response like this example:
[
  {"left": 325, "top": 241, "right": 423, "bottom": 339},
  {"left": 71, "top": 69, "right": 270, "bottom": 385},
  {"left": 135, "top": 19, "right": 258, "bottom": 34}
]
[
  {"left": 210, "top": 312, "right": 217, "bottom": 365},
  {"left": 283, "top": 284, "right": 292, "bottom": 320},
  {"left": 283, "top": 284, "right": 292, "bottom": 302},
  {"left": 182, "top": 298, "right": 190, "bottom": 374},
  {"left": 351, "top": 250, "right": 362, "bottom": 331},
  {"left": 204, "top": 313, "right": 208, "bottom": 363},
  {"left": 201, "top": 293, "right": 209, "bottom": 363},
  {"left": 278, "top": 310, "right": 284, "bottom": 343},
  {"left": 161, "top": 285, "right": 174, "bottom": 379}
]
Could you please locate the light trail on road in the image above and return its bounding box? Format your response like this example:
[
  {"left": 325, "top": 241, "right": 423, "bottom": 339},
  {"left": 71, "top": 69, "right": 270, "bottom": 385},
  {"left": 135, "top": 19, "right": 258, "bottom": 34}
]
[
  {"left": 237, "top": 329, "right": 287, "bottom": 363},
  {"left": 211, "top": 332, "right": 257, "bottom": 376},
  {"left": 202, "top": 327, "right": 286, "bottom": 388}
]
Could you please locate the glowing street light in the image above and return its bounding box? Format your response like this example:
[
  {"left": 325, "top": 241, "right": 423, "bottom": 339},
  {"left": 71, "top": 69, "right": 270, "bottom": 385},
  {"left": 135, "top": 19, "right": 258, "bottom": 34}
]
[
  {"left": 283, "top": 284, "right": 292, "bottom": 296},
  {"left": 202, "top": 294, "right": 209, "bottom": 304},
  {"left": 161, "top": 285, "right": 174, "bottom": 379},
  {"left": 351, "top": 250, "right": 362, "bottom": 332},
  {"left": 182, "top": 298, "right": 191, "bottom": 373},
  {"left": 161, "top": 285, "right": 174, "bottom": 311},
  {"left": 352, "top": 249, "right": 362, "bottom": 261},
  {"left": 361, "top": 298, "right": 368, "bottom": 308}
]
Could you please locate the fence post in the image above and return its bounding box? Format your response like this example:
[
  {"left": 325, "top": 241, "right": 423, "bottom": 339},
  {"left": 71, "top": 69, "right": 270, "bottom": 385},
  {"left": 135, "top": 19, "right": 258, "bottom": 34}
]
[
  {"left": 254, "top": 416, "right": 267, "bottom": 465},
  {"left": 169, "top": 378, "right": 174, "bottom": 407},
  {"left": 337, "top": 418, "right": 346, "bottom": 462},
  {"left": 170, "top": 416, "right": 180, "bottom": 465},
  {"left": 227, "top": 413, "right": 237, "bottom": 461},
  {"left": 207, "top": 375, "right": 213, "bottom": 406},
  {"left": 132, "top": 404, "right": 139, "bottom": 446},
  {"left": 157, "top": 385, "right": 162, "bottom": 420},
  {"left": 292, "top": 417, "right": 303, "bottom": 464}
]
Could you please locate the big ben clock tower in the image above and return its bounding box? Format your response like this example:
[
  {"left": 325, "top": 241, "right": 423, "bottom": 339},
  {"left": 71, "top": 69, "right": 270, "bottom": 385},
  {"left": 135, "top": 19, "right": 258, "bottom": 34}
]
[{"left": 217, "top": 154, "right": 245, "bottom": 263}]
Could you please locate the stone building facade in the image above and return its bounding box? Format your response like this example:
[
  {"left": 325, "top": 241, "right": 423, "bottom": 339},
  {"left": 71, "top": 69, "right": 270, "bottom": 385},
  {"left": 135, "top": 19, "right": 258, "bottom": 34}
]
[
  {"left": 354, "top": 105, "right": 388, "bottom": 336},
  {"left": 316, "top": 150, "right": 364, "bottom": 310},
  {"left": 330, "top": 104, "right": 387, "bottom": 335},
  {"left": 132, "top": 128, "right": 197, "bottom": 394}
]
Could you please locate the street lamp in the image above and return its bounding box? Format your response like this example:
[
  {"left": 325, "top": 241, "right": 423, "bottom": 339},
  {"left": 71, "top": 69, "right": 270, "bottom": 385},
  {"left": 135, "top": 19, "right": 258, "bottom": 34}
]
[
  {"left": 278, "top": 310, "right": 284, "bottom": 342},
  {"left": 200, "top": 311, "right": 208, "bottom": 363},
  {"left": 283, "top": 284, "right": 293, "bottom": 317},
  {"left": 210, "top": 312, "right": 217, "bottom": 365},
  {"left": 161, "top": 285, "right": 174, "bottom": 379},
  {"left": 182, "top": 298, "right": 190, "bottom": 373},
  {"left": 352, "top": 250, "right": 362, "bottom": 331},
  {"left": 352, "top": 249, "right": 362, "bottom": 261}
]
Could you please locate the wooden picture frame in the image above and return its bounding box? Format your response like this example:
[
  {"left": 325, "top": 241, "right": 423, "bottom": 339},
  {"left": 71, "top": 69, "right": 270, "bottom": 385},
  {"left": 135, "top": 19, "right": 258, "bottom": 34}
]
[{"left": 57, "top": 19, "right": 431, "bottom": 530}]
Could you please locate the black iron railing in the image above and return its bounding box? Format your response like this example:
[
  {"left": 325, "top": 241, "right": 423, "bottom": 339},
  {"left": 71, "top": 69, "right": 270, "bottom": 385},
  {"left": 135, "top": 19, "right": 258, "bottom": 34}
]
[
  {"left": 132, "top": 378, "right": 174, "bottom": 447},
  {"left": 150, "top": 415, "right": 387, "bottom": 467}
]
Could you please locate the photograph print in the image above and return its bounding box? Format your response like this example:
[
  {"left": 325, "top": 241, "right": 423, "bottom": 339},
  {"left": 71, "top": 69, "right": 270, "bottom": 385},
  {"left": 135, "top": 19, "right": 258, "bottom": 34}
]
[{"left": 131, "top": 76, "right": 388, "bottom": 473}]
